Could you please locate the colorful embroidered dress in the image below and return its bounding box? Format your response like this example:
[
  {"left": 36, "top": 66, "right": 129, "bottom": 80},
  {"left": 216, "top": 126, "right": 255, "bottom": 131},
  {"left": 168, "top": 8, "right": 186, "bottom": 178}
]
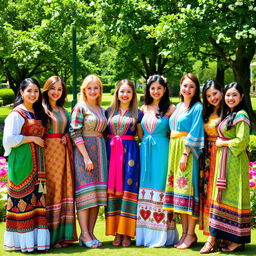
[
  {"left": 70, "top": 102, "right": 108, "bottom": 210},
  {"left": 209, "top": 110, "right": 251, "bottom": 244},
  {"left": 3, "top": 107, "right": 50, "bottom": 252},
  {"left": 136, "top": 112, "right": 179, "bottom": 247},
  {"left": 44, "top": 108, "right": 77, "bottom": 245},
  {"left": 199, "top": 114, "right": 220, "bottom": 235},
  {"left": 105, "top": 109, "right": 143, "bottom": 238},
  {"left": 163, "top": 102, "right": 204, "bottom": 218}
]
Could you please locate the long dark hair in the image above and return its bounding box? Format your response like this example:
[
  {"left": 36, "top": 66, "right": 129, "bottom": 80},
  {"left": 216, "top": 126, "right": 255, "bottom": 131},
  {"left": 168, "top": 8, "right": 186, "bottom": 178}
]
[
  {"left": 180, "top": 73, "right": 201, "bottom": 109},
  {"left": 202, "top": 80, "right": 223, "bottom": 123},
  {"left": 221, "top": 82, "right": 250, "bottom": 130},
  {"left": 144, "top": 74, "right": 170, "bottom": 118},
  {"left": 42, "top": 76, "right": 67, "bottom": 117},
  {"left": 14, "top": 78, "right": 48, "bottom": 127}
]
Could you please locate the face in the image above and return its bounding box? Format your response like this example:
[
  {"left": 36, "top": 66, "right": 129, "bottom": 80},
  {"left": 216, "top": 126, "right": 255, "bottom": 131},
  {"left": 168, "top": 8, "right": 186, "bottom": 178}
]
[
  {"left": 20, "top": 83, "right": 39, "bottom": 106},
  {"left": 225, "top": 87, "right": 243, "bottom": 110},
  {"left": 84, "top": 82, "right": 101, "bottom": 102},
  {"left": 118, "top": 84, "right": 133, "bottom": 105},
  {"left": 180, "top": 77, "right": 196, "bottom": 99},
  {"left": 47, "top": 81, "right": 63, "bottom": 103},
  {"left": 149, "top": 81, "right": 166, "bottom": 102},
  {"left": 206, "top": 87, "right": 222, "bottom": 107}
]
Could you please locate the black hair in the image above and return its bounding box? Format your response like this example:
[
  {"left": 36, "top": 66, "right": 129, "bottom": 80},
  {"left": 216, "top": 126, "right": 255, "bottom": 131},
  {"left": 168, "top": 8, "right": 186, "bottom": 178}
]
[
  {"left": 221, "top": 82, "right": 250, "bottom": 130},
  {"left": 179, "top": 73, "right": 201, "bottom": 109},
  {"left": 202, "top": 80, "right": 223, "bottom": 123},
  {"left": 14, "top": 78, "right": 48, "bottom": 127},
  {"left": 144, "top": 74, "right": 170, "bottom": 118}
]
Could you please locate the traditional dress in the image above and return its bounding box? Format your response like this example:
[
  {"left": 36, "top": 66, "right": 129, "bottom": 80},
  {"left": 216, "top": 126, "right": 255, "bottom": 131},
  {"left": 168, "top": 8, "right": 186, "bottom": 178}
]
[
  {"left": 209, "top": 110, "right": 251, "bottom": 244},
  {"left": 3, "top": 107, "right": 50, "bottom": 252},
  {"left": 163, "top": 102, "right": 204, "bottom": 219},
  {"left": 199, "top": 114, "right": 220, "bottom": 235},
  {"left": 70, "top": 102, "right": 108, "bottom": 211},
  {"left": 105, "top": 109, "right": 142, "bottom": 238},
  {"left": 44, "top": 108, "right": 77, "bottom": 245},
  {"left": 136, "top": 112, "right": 179, "bottom": 247}
]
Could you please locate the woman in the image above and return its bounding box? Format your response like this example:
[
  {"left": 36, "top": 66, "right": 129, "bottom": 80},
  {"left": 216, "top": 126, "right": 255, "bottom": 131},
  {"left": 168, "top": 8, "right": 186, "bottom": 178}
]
[
  {"left": 105, "top": 79, "right": 143, "bottom": 247},
  {"left": 3, "top": 78, "right": 50, "bottom": 252},
  {"left": 136, "top": 74, "right": 178, "bottom": 247},
  {"left": 199, "top": 80, "right": 222, "bottom": 253},
  {"left": 70, "top": 74, "right": 107, "bottom": 248},
  {"left": 42, "top": 76, "right": 77, "bottom": 248},
  {"left": 207, "top": 82, "right": 251, "bottom": 252},
  {"left": 163, "top": 73, "right": 204, "bottom": 249}
]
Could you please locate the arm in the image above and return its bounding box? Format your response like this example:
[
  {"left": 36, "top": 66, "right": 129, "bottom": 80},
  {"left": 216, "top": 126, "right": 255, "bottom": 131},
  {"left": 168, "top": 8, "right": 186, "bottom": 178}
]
[{"left": 69, "top": 104, "right": 93, "bottom": 171}]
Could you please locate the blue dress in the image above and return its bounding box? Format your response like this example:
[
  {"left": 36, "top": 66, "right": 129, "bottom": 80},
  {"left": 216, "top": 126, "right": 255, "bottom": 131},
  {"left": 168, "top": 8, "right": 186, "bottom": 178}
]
[
  {"left": 105, "top": 109, "right": 143, "bottom": 238},
  {"left": 136, "top": 111, "right": 178, "bottom": 247}
]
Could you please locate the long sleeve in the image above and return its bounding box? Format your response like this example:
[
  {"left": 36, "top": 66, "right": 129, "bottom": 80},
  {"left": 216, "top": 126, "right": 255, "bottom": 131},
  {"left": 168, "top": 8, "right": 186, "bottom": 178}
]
[
  {"left": 229, "top": 121, "right": 250, "bottom": 157},
  {"left": 69, "top": 103, "right": 85, "bottom": 145},
  {"left": 185, "top": 103, "right": 204, "bottom": 159},
  {"left": 3, "top": 112, "right": 25, "bottom": 156}
]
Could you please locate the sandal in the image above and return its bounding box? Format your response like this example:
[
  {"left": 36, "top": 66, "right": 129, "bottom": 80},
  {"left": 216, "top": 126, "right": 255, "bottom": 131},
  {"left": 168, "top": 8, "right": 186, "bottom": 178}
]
[
  {"left": 174, "top": 232, "right": 187, "bottom": 248},
  {"left": 53, "top": 243, "right": 62, "bottom": 248},
  {"left": 176, "top": 233, "right": 198, "bottom": 249},
  {"left": 112, "top": 234, "right": 123, "bottom": 246},
  {"left": 200, "top": 240, "right": 218, "bottom": 254},
  {"left": 122, "top": 235, "right": 131, "bottom": 247},
  {"left": 221, "top": 243, "right": 245, "bottom": 252}
]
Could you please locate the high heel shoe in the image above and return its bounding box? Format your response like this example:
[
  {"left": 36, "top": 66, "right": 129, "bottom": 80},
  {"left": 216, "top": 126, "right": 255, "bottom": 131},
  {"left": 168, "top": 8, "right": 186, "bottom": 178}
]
[
  {"left": 176, "top": 233, "right": 198, "bottom": 249},
  {"left": 174, "top": 232, "right": 187, "bottom": 248},
  {"left": 88, "top": 230, "right": 103, "bottom": 247},
  {"left": 221, "top": 243, "right": 245, "bottom": 252},
  {"left": 200, "top": 240, "right": 218, "bottom": 254},
  {"left": 79, "top": 232, "right": 97, "bottom": 248}
]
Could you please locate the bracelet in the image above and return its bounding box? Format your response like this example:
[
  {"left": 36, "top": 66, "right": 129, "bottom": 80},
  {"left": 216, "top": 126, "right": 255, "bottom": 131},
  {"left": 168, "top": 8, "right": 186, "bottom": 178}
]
[{"left": 183, "top": 152, "right": 189, "bottom": 156}]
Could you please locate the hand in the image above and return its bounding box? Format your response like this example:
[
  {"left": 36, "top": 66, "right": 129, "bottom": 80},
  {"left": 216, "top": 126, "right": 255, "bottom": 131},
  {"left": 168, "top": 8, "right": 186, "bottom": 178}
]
[
  {"left": 84, "top": 157, "right": 94, "bottom": 172},
  {"left": 216, "top": 138, "right": 223, "bottom": 148},
  {"left": 179, "top": 154, "right": 188, "bottom": 172},
  {"left": 33, "top": 137, "right": 44, "bottom": 147}
]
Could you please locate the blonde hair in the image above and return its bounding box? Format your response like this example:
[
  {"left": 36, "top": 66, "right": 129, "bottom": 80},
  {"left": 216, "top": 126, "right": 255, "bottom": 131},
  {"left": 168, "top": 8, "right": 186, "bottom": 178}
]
[
  {"left": 79, "top": 74, "right": 103, "bottom": 105},
  {"left": 108, "top": 79, "right": 138, "bottom": 129}
]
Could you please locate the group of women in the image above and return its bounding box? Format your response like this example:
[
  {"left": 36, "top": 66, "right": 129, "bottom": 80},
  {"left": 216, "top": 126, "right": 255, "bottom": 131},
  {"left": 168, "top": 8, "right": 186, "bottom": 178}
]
[{"left": 2, "top": 73, "right": 251, "bottom": 253}]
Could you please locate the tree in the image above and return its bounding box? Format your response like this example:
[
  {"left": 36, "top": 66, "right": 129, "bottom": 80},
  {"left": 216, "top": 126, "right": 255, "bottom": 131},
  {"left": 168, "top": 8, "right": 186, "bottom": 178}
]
[{"left": 150, "top": 0, "right": 256, "bottom": 121}]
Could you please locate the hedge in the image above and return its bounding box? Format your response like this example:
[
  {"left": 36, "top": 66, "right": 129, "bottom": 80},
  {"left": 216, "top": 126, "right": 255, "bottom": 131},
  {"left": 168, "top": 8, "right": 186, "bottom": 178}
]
[{"left": 0, "top": 89, "right": 15, "bottom": 106}]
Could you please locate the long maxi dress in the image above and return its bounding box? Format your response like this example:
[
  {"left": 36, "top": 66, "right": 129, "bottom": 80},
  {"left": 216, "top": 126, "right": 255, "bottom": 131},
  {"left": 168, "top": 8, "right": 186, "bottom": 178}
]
[
  {"left": 3, "top": 107, "right": 50, "bottom": 252},
  {"left": 44, "top": 108, "right": 77, "bottom": 245},
  {"left": 199, "top": 114, "right": 220, "bottom": 235},
  {"left": 105, "top": 109, "right": 143, "bottom": 238},
  {"left": 136, "top": 111, "right": 179, "bottom": 247},
  {"left": 209, "top": 110, "right": 251, "bottom": 244},
  {"left": 163, "top": 102, "right": 204, "bottom": 219},
  {"left": 70, "top": 102, "right": 108, "bottom": 211}
]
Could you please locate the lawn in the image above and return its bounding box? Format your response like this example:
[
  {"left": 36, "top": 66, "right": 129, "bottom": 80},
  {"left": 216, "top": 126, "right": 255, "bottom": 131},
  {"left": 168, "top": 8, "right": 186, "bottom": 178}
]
[{"left": 0, "top": 219, "right": 255, "bottom": 256}]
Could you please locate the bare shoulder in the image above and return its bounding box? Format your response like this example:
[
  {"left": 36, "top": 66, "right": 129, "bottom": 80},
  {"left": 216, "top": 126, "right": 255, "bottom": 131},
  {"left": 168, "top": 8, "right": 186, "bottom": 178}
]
[{"left": 165, "top": 104, "right": 176, "bottom": 117}]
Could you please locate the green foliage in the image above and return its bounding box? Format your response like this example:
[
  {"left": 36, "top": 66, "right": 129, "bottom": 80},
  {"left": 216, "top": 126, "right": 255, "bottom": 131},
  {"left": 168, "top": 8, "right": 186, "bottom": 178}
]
[
  {"left": 249, "top": 135, "right": 256, "bottom": 161},
  {"left": 103, "top": 84, "right": 114, "bottom": 93},
  {"left": 0, "top": 89, "right": 15, "bottom": 106},
  {"left": 0, "top": 131, "right": 3, "bottom": 156},
  {"left": 110, "top": 89, "right": 115, "bottom": 95}
]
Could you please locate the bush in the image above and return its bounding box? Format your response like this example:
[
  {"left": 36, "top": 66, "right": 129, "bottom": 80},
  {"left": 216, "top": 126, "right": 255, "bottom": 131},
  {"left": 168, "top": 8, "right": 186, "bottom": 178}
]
[
  {"left": 103, "top": 84, "right": 114, "bottom": 93},
  {"left": 136, "top": 88, "right": 144, "bottom": 94},
  {"left": 0, "top": 89, "right": 15, "bottom": 106},
  {"left": 0, "top": 131, "right": 3, "bottom": 156},
  {"left": 110, "top": 89, "right": 115, "bottom": 95}
]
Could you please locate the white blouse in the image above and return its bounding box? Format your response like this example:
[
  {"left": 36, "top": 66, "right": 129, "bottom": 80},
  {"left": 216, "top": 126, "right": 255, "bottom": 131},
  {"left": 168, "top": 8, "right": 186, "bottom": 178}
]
[{"left": 3, "top": 111, "right": 25, "bottom": 156}]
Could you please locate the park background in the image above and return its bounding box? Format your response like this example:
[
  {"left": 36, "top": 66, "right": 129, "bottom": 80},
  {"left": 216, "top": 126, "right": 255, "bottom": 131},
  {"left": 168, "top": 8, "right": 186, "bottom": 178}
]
[{"left": 0, "top": 0, "right": 256, "bottom": 255}]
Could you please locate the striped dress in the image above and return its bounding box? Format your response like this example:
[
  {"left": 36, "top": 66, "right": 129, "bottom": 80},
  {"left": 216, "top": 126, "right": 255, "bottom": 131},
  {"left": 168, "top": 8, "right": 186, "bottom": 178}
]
[
  {"left": 105, "top": 109, "right": 143, "bottom": 238},
  {"left": 44, "top": 108, "right": 77, "bottom": 245},
  {"left": 209, "top": 110, "right": 251, "bottom": 244},
  {"left": 3, "top": 107, "right": 50, "bottom": 252},
  {"left": 70, "top": 102, "right": 108, "bottom": 210}
]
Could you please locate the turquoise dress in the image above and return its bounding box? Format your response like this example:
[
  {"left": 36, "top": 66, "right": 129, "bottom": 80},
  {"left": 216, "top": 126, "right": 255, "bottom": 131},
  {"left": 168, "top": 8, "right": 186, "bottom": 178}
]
[{"left": 136, "top": 111, "right": 178, "bottom": 247}]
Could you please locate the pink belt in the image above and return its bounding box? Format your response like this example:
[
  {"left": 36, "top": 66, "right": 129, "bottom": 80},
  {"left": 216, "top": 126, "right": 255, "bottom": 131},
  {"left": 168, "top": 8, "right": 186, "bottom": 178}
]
[{"left": 108, "top": 135, "right": 135, "bottom": 195}]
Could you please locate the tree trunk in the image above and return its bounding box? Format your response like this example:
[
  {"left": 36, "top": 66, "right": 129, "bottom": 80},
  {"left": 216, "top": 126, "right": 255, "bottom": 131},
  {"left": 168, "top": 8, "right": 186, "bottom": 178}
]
[
  {"left": 215, "top": 57, "right": 225, "bottom": 86},
  {"left": 233, "top": 60, "right": 255, "bottom": 124}
]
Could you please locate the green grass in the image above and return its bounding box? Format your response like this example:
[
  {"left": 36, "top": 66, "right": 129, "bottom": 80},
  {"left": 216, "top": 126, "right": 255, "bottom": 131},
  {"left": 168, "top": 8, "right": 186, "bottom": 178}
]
[{"left": 0, "top": 219, "right": 255, "bottom": 256}]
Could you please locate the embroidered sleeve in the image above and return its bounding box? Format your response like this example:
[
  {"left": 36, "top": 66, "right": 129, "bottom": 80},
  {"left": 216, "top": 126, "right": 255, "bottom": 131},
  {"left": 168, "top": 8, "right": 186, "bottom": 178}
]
[{"left": 69, "top": 103, "right": 85, "bottom": 145}]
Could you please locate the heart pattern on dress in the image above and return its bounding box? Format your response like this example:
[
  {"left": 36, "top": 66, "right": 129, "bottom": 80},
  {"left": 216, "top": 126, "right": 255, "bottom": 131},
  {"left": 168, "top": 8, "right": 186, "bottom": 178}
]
[
  {"left": 153, "top": 212, "right": 164, "bottom": 223},
  {"left": 140, "top": 209, "right": 151, "bottom": 220}
]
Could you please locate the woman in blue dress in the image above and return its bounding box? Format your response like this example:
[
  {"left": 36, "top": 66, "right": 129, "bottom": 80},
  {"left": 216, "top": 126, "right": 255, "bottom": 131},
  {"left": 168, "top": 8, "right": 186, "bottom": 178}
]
[
  {"left": 163, "top": 73, "right": 204, "bottom": 249},
  {"left": 105, "top": 79, "right": 143, "bottom": 247},
  {"left": 136, "top": 74, "right": 178, "bottom": 247}
]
